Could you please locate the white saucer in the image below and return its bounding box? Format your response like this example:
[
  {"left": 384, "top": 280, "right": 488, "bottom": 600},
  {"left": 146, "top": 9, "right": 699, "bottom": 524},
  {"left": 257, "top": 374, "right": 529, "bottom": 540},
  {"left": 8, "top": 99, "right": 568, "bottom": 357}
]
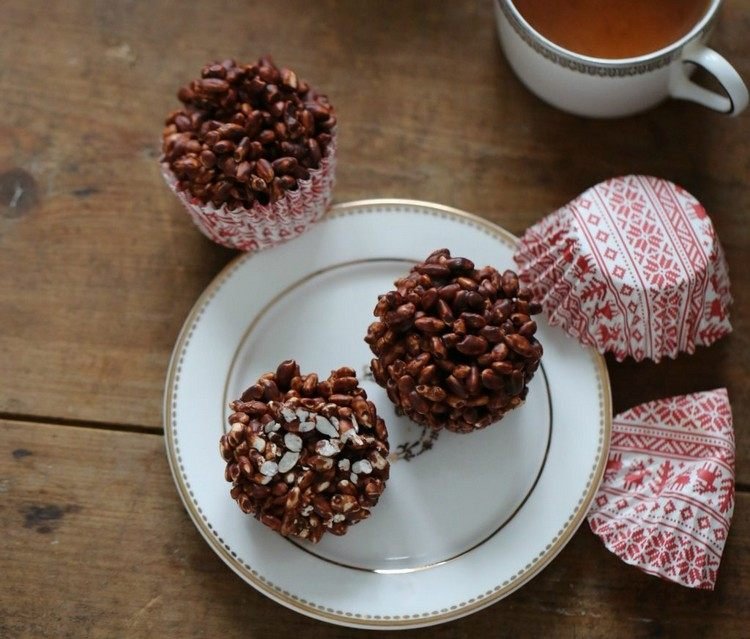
[{"left": 164, "top": 199, "right": 611, "bottom": 629}]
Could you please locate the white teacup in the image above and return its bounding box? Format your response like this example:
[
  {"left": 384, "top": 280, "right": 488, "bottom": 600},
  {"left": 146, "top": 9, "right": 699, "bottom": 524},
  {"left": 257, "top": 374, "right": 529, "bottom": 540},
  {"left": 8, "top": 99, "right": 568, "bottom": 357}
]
[{"left": 495, "top": 0, "right": 749, "bottom": 117}]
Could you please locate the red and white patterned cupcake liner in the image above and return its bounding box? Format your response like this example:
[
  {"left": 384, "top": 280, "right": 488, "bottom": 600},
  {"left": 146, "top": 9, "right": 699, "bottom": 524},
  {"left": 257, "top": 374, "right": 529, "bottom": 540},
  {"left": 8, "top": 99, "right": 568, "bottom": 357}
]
[
  {"left": 161, "top": 137, "right": 336, "bottom": 252},
  {"left": 514, "top": 175, "right": 732, "bottom": 362},
  {"left": 587, "top": 389, "right": 734, "bottom": 590}
]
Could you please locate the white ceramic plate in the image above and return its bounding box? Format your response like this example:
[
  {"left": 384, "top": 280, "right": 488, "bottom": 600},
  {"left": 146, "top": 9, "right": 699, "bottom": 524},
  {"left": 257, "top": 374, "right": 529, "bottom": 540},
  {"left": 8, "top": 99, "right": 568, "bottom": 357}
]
[{"left": 164, "top": 199, "right": 611, "bottom": 629}]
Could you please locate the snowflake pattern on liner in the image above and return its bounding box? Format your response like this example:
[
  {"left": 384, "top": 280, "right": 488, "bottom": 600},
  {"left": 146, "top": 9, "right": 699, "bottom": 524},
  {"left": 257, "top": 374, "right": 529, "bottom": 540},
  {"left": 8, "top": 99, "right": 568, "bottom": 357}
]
[
  {"left": 513, "top": 175, "right": 732, "bottom": 362},
  {"left": 587, "top": 389, "right": 735, "bottom": 590}
]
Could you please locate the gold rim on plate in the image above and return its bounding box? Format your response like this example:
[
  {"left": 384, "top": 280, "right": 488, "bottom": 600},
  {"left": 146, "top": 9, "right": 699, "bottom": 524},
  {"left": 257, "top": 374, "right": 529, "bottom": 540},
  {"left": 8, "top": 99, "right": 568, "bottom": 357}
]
[{"left": 163, "top": 198, "right": 612, "bottom": 628}]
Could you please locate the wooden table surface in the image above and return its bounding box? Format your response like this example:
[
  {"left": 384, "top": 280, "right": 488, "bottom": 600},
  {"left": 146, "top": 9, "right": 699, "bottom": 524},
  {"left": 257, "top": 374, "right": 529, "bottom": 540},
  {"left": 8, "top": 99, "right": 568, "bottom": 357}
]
[{"left": 1, "top": 1, "right": 748, "bottom": 636}]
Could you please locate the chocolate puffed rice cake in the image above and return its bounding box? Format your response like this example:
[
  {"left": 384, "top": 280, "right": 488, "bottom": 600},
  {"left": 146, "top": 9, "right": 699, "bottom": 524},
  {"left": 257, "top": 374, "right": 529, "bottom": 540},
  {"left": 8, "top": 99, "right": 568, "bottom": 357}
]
[
  {"left": 220, "top": 360, "right": 390, "bottom": 542},
  {"left": 160, "top": 56, "right": 336, "bottom": 251},
  {"left": 366, "top": 249, "right": 543, "bottom": 433}
]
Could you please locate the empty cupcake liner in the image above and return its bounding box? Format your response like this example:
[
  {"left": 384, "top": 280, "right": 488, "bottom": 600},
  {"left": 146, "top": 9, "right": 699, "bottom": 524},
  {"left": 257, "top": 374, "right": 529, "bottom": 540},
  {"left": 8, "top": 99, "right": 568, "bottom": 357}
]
[
  {"left": 514, "top": 175, "right": 732, "bottom": 362},
  {"left": 161, "top": 137, "right": 336, "bottom": 252},
  {"left": 588, "top": 388, "right": 734, "bottom": 590}
]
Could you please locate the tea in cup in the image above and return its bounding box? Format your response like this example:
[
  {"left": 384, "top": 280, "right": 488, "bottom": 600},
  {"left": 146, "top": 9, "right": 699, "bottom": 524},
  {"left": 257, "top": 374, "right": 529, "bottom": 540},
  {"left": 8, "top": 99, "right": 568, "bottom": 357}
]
[{"left": 495, "top": 0, "right": 748, "bottom": 117}]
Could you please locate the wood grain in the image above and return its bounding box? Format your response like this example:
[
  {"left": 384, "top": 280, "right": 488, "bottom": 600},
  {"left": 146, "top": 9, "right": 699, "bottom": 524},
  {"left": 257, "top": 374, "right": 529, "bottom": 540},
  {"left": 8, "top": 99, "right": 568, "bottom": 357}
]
[
  {"left": 1, "top": 419, "right": 747, "bottom": 638},
  {"left": 2, "top": 2, "right": 748, "bottom": 635},
  {"left": 0, "top": 1, "right": 747, "bottom": 474}
]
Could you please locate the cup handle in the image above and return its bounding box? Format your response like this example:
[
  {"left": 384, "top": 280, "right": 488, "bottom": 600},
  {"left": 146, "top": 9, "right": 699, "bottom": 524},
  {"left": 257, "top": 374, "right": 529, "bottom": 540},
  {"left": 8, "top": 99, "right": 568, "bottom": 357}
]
[{"left": 669, "top": 41, "right": 749, "bottom": 116}]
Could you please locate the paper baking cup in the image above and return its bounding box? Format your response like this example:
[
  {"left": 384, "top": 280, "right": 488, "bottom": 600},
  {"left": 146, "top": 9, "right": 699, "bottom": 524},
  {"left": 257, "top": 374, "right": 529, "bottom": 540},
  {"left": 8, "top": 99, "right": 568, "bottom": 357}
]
[
  {"left": 514, "top": 175, "right": 732, "bottom": 362},
  {"left": 587, "top": 389, "right": 734, "bottom": 590},
  {"left": 161, "top": 138, "right": 336, "bottom": 252}
]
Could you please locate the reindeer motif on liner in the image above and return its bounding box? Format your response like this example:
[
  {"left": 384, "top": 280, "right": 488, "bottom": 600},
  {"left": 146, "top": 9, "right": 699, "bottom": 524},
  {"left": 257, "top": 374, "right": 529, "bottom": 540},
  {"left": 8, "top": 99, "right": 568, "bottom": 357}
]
[
  {"left": 604, "top": 452, "right": 622, "bottom": 481},
  {"left": 694, "top": 463, "right": 721, "bottom": 494},
  {"left": 592, "top": 301, "right": 616, "bottom": 321},
  {"left": 597, "top": 324, "right": 621, "bottom": 345},
  {"left": 718, "top": 476, "right": 734, "bottom": 514},
  {"left": 561, "top": 238, "right": 576, "bottom": 263},
  {"left": 575, "top": 254, "right": 594, "bottom": 275},
  {"left": 708, "top": 297, "right": 726, "bottom": 321},
  {"left": 623, "top": 461, "right": 651, "bottom": 491},
  {"left": 671, "top": 472, "right": 691, "bottom": 490}
]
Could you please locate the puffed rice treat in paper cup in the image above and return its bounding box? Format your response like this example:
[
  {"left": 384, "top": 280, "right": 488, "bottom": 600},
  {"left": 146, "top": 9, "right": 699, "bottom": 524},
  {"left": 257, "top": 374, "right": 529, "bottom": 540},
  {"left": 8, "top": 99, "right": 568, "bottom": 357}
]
[
  {"left": 160, "top": 56, "right": 336, "bottom": 252},
  {"left": 587, "top": 389, "right": 734, "bottom": 590},
  {"left": 513, "top": 175, "right": 732, "bottom": 362}
]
